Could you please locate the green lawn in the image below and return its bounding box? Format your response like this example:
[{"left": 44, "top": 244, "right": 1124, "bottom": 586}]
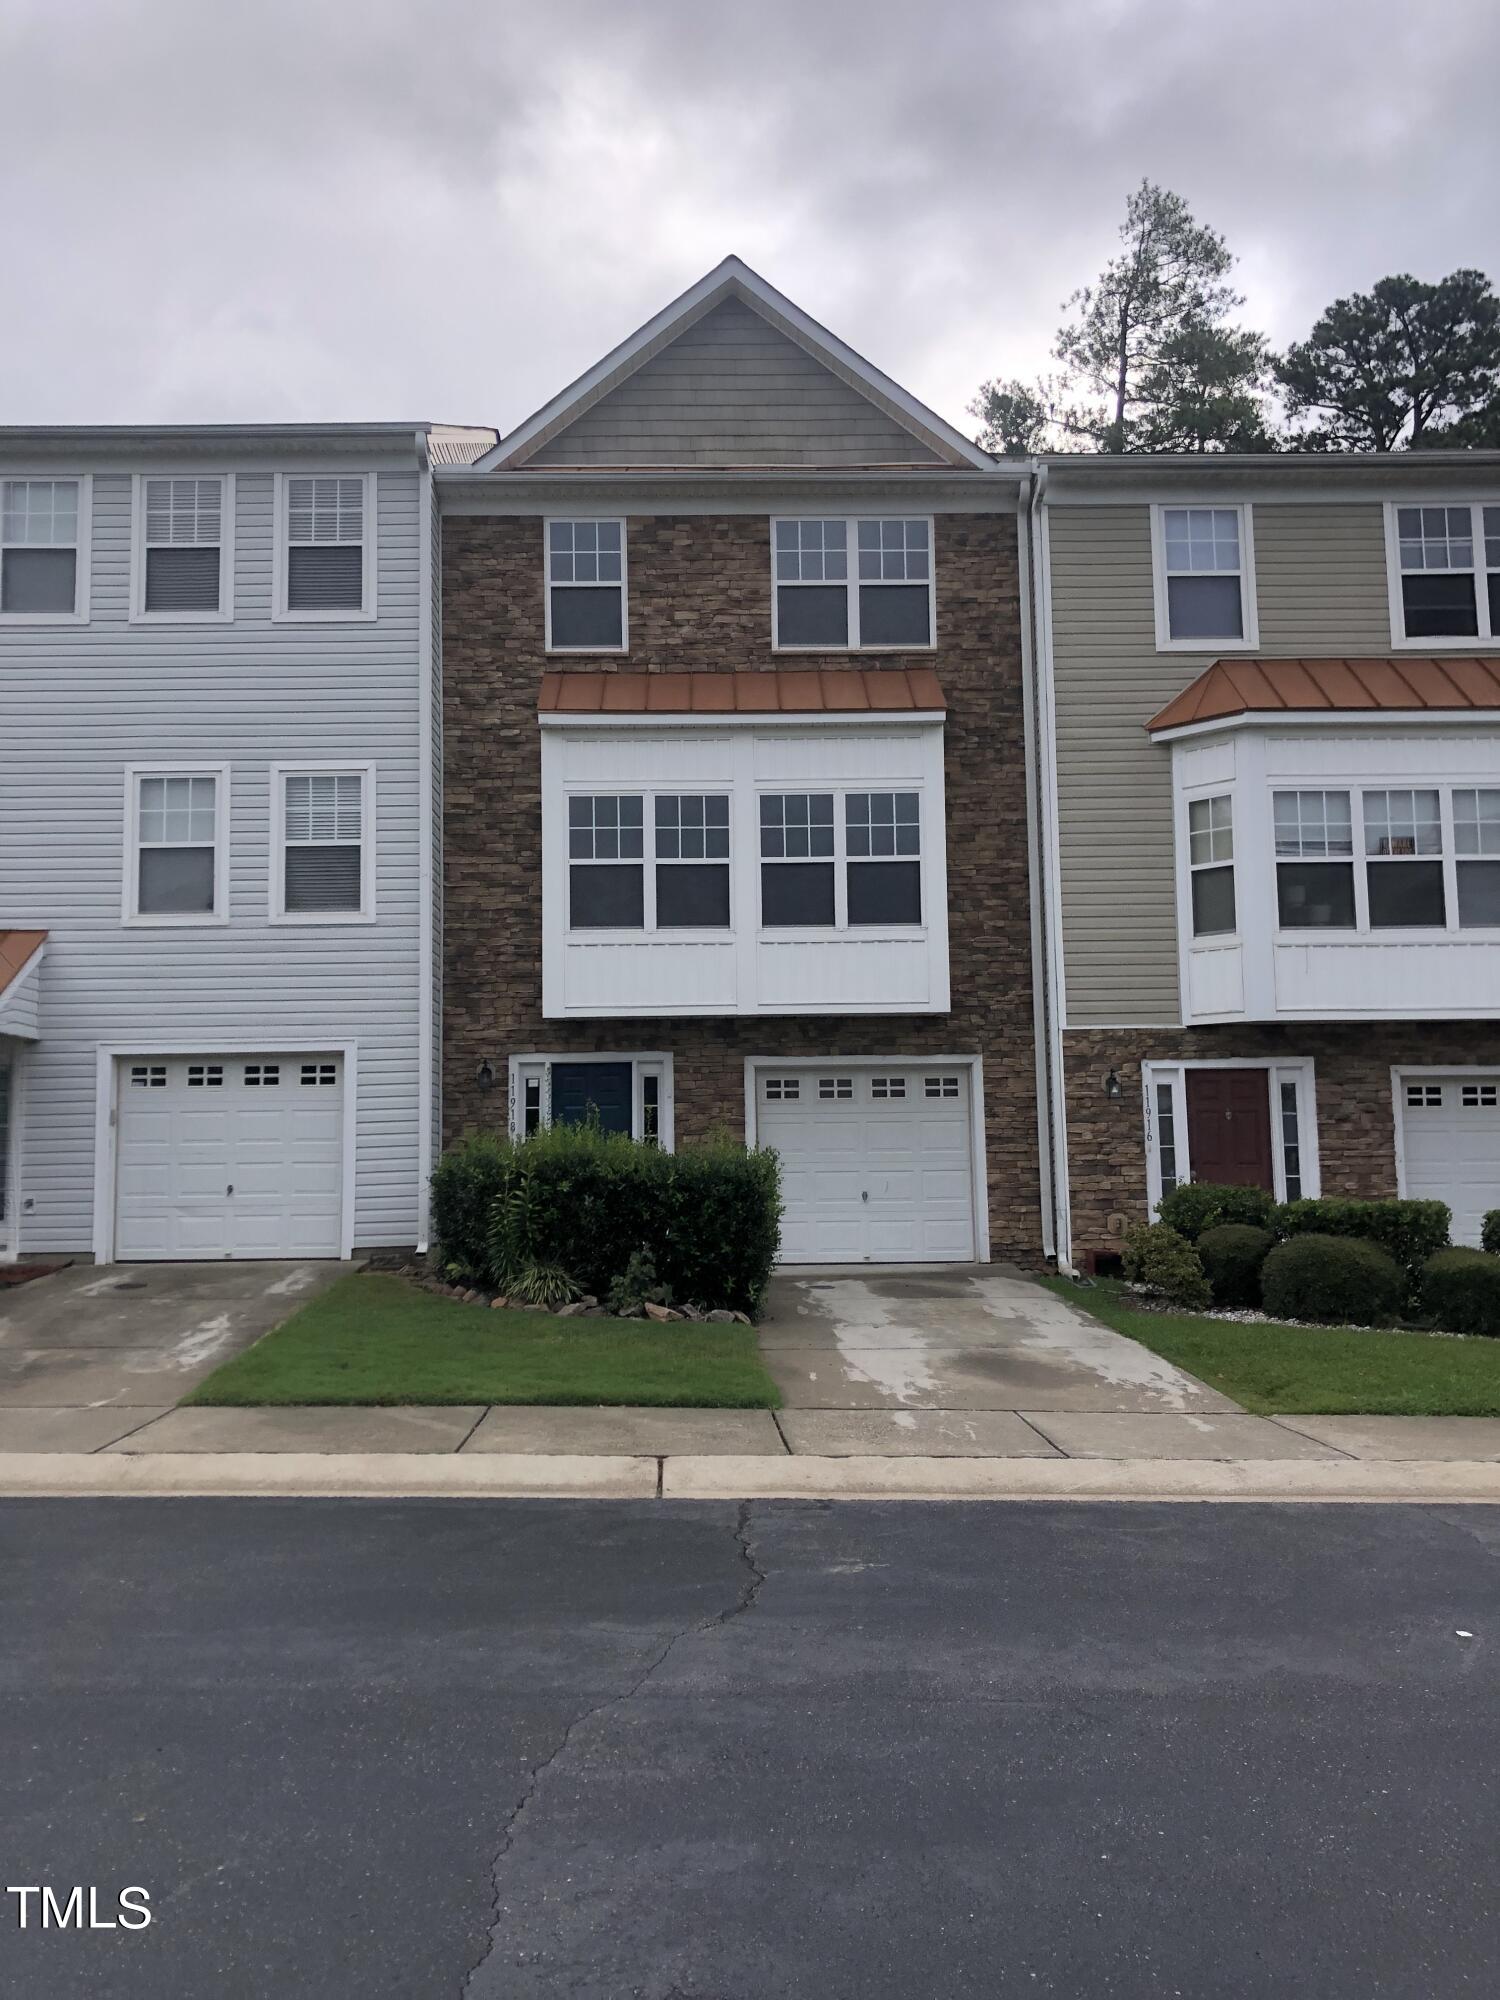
[
  {"left": 187, "top": 1273, "right": 781, "bottom": 1408},
  {"left": 1044, "top": 1276, "right": 1500, "bottom": 1417}
]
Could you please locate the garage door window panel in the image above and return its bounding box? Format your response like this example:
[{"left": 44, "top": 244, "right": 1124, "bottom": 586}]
[{"left": 130, "top": 772, "right": 224, "bottom": 922}]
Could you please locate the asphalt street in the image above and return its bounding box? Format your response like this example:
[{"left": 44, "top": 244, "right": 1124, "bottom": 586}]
[{"left": 2, "top": 1498, "right": 1499, "bottom": 1998}]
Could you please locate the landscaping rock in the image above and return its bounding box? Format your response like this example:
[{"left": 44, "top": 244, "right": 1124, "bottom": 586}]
[
  {"left": 706, "top": 1309, "right": 738, "bottom": 1323},
  {"left": 578, "top": 1295, "right": 599, "bottom": 1309},
  {"left": 554, "top": 1302, "right": 587, "bottom": 1317},
  {"left": 731, "top": 1312, "right": 752, "bottom": 1325},
  {"left": 489, "top": 1297, "right": 510, "bottom": 1310},
  {"left": 643, "top": 1301, "right": 684, "bottom": 1322}
]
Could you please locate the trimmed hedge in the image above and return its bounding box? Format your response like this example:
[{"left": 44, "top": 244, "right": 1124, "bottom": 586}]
[
  {"left": 1260, "top": 1233, "right": 1402, "bottom": 1327},
  {"left": 1157, "top": 1181, "right": 1276, "bottom": 1241},
  {"left": 1483, "top": 1212, "right": 1500, "bottom": 1257},
  {"left": 430, "top": 1123, "right": 782, "bottom": 1316},
  {"left": 1197, "top": 1223, "right": 1273, "bottom": 1310},
  {"left": 1122, "top": 1222, "right": 1210, "bottom": 1309},
  {"left": 1273, "top": 1197, "right": 1450, "bottom": 1284},
  {"left": 1422, "top": 1248, "right": 1500, "bottom": 1337}
]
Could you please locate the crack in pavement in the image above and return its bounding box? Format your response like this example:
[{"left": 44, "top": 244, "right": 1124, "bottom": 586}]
[{"left": 461, "top": 1502, "right": 764, "bottom": 1996}]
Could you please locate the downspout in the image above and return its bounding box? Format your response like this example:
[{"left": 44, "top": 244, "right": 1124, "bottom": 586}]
[
  {"left": 1015, "top": 476, "right": 1055, "bottom": 1263},
  {"left": 1028, "top": 461, "right": 1076, "bottom": 1274},
  {"left": 415, "top": 431, "right": 436, "bottom": 1253}
]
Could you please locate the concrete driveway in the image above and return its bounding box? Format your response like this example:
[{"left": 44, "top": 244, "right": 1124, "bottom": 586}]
[
  {"left": 0, "top": 1261, "right": 345, "bottom": 1449},
  {"left": 759, "top": 1265, "right": 1239, "bottom": 1455}
]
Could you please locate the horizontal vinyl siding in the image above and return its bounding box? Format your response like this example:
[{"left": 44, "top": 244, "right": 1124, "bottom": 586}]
[
  {"left": 1051, "top": 499, "right": 1429, "bottom": 1028},
  {"left": 0, "top": 467, "right": 425, "bottom": 1252},
  {"left": 527, "top": 298, "right": 945, "bottom": 467}
]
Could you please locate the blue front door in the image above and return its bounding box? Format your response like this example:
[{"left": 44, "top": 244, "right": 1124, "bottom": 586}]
[{"left": 550, "top": 1062, "right": 634, "bottom": 1136}]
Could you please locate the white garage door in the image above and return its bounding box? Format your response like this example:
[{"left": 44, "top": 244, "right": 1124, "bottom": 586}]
[
  {"left": 755, "top": 1065, "right": 976, "bottom": 1264},
  {"left": 1400, "top": 1073, "right": 1500, "bottom": 1248},
  {"left": 115, "top": 1055, "right": 344, "bottom": 1260}
]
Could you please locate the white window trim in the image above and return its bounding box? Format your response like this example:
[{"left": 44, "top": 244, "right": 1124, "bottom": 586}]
[
  {"left": 771, "top": 514, "right": 938, "bottom": 653},
  {"left": 1383, "top": 498, "right": 1500, "bottom": 650},
  {"left": 90, "top": 1042, "right": 357, "bottom": 1264},
  {"left": 1149, "top": 501, "right": 1260, "bottom": 653},
  {"left": 122, "top": 763, "right": 231, "bottom": 928},
  {"left": 756, "top": 782, "right": 928, "bottom": 938},
  {"left": 1141, "top": 1058, "right": 1320, "bottom": 1217},
  {"left": 1268, "top": 781, "right": 1500, "bottom": 941},
  {"left": 0, "top": 473, "right": 92, "bottom": 624},
  {"left": 271, "top": 471, "right": 377, "bottom": 623},
  {"left": 268, "top": 761, "right": 377, "bottom": 925},
  {"left": 128, "top": 473, "right": 235, "bottom": 623},
  {"left": 1183, "top": 787, "right": 1238, "bottom": 943},
  {"left": 544, "top": 515, "right": 628, "bottom": 655},
  {"left": 0, "top": 1047, "right": 27, "bottom": 1265},
  {"left": 741, "top": 1053, "right": 990, "bottom": 1264},
  {"left": 506, "top": 1052, "right": 674, "bottom": 1148}
]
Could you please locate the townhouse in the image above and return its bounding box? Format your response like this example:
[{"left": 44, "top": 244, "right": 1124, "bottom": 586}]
[
  {"left": 436, "top": 258, "right": 1044, "bottom": 1264},
  {"left": 1029, "top": 453, "right": 1500, "bottom": 1266},
  {"left": 0, "top": 423, "right": 490, "bottom": 1265}
]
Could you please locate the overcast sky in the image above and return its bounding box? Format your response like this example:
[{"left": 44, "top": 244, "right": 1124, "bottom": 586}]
[{"left": 3, "top": 0, "right": 1498, "bottom": 438}]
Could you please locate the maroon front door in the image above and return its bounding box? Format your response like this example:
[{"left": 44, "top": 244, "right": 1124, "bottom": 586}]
[{"left": 1185, "top": 1069, "right": 1275, "bottom": 1189}]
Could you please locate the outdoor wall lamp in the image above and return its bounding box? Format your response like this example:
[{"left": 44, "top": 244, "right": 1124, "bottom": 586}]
[
  {"left": 1103, "top": 1068, "right": 1122, "bottom": 1102},
  {"left": 476, "top": 1059, "right": 496, "bottom": 1091}
]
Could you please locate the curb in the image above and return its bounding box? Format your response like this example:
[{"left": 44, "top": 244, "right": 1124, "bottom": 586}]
[{"left": 4, "top": 1452, "right": 1500, "bottom": 1503}]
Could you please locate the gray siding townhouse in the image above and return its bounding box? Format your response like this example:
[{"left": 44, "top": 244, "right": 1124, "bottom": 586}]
[
  {"left": 436, "top": 258, "right": 1047, "bottom": 1265},
  {"left": 1029, "top": 453, "right": 1500, "bottom": 1268},
  {"left": 0, "top": 423, "right": 490, "bottom": 1265}
]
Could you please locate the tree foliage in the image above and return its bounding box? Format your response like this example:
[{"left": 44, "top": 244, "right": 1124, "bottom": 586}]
[{"left": 1275, "top": 270, "right": 1500, "bottom": 451}]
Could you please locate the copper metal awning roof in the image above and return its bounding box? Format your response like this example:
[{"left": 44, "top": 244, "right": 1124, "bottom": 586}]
[
  {"left": 539, "top": 666, "right": 945, "bottom": 716},
  {"left": 1148, "top": 656, "right": 1500, "bottom": 734},
  {"left": 0, "top": 931, "right": 45, "bottom": 999}
]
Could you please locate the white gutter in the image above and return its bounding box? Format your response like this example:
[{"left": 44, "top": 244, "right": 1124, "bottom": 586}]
[
  {"left": 415, "top": 435, "right": 436, "bottom": 1252},
  {"left": 1028, "top": 461, "right": 1075, "bottom": 1273},
  {"left": 1015, "top": 482, "right": 1055, "bottom": 1263}
]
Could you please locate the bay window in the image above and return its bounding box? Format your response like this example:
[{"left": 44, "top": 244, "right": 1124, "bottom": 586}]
[
  {"left": 1187, "top": 794, "right": 1235, "bottom": 935},
  {"left": 654, "top": 793, "right": 730, "bottom": 928},
  {"left": 568, "top": 794, "right": 644, "bottom": 928},
  {"left": 1274, "top": 790, "right": 1356, "bottom": 929},
  {"left": 1454, "top": 789, "right": 1500, "bottom": 928},
  {"left": 759, "top": 793, "right": 835, "bottom": 925},
  {"left": 1362, "top": 789, "right": 1444, "bottom": 928}
]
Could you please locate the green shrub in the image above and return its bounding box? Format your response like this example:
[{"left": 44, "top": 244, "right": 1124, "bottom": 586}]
[
  {"left": 1483, "top": 1212, "right": 1500, "bottom": 1257},
  {"left": 606, "top": 1247, "right": 671, "bottom": 1318},
  {"left": 1260, "top": 1233, "right": 1402, "bottom": 1326},
  {"left": 1421, "top": 1248, "right": 1500, "bottom": 1337},
  {"left": 432, "top": 1123, "right": 782, "bottom": 1316},
  {"left": 1122, "top": 1222, "right": 1210, "bottom": 1309},
  {"left": 1197, "top": 1224, "right": 1273, "bottom": 1309},
  {"left": 1156, "top": 1181, "right": 1276, "bottom": 1241},
  {"left": 506, "top": 1263, "right": 581, "bottom": 1310},
  {"left": 1273, "top": 1197, "right": 1450, "bottom": 1285}
]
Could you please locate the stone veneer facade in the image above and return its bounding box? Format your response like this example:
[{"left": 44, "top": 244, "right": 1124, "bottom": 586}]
[
  {"left": 1063, "top": 1022, "right": 1500, "bottom": 1260},
  {"left": 441, "top": 510, "right": 1043, "bottom": 1262}
]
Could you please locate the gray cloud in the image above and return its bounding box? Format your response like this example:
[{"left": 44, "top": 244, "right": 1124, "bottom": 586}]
[{"left": 2, "top": 0, "right": 1497, "bottom": 433}]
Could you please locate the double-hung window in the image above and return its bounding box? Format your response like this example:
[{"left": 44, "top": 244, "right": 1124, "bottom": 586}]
[
  {"left": 547, "top": 519, "right": 625, "bottom": 651},
  {"left": 1187, "top": 794, "right": 1236, "bottom": 935},
  {"left": 127, "top": 769, "right": 226, "bottom": 923},
  {"left": 1274, "top": 786, "right": 1495, "bottom": 933},
  {"left": 760, "top": 789, "right": 923, "bottom": 927},
  {"left": 567, "top": 793, "right": 732, "bottom": 931},
  {"left": 280, "top": 475, "right": 370, "bottom": 615},
  {"left": 136, "top": 476, "right": 229, "bottom": 617},
  {"left": 1153, "top": 505, "right": 1256, "bottom": 647},
  {"left": 1274, "top": 790, "right": 1356, "bottom": 929},
  {"left": 654, "top": 794, "right": 730, "bottom": 928},
  {"left": 773, "top": 517, "right": 934, "bottom": 649},
  {"left": 275, "top": 767, "right": 372, "bottom": 920},
  {"left": 1390, "top": 503, "right": 1500, "bottom": 641},
  {"left": 2, "top": 478, "right": 86, "bottom": 618},
  {"left": 1454, "top": 789, "right": 1500, "bottom": 928}
]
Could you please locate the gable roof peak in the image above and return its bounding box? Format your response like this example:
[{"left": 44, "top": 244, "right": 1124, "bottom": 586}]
[{"left": 475, "top": 256, "right": 994, "bottom": 473}]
